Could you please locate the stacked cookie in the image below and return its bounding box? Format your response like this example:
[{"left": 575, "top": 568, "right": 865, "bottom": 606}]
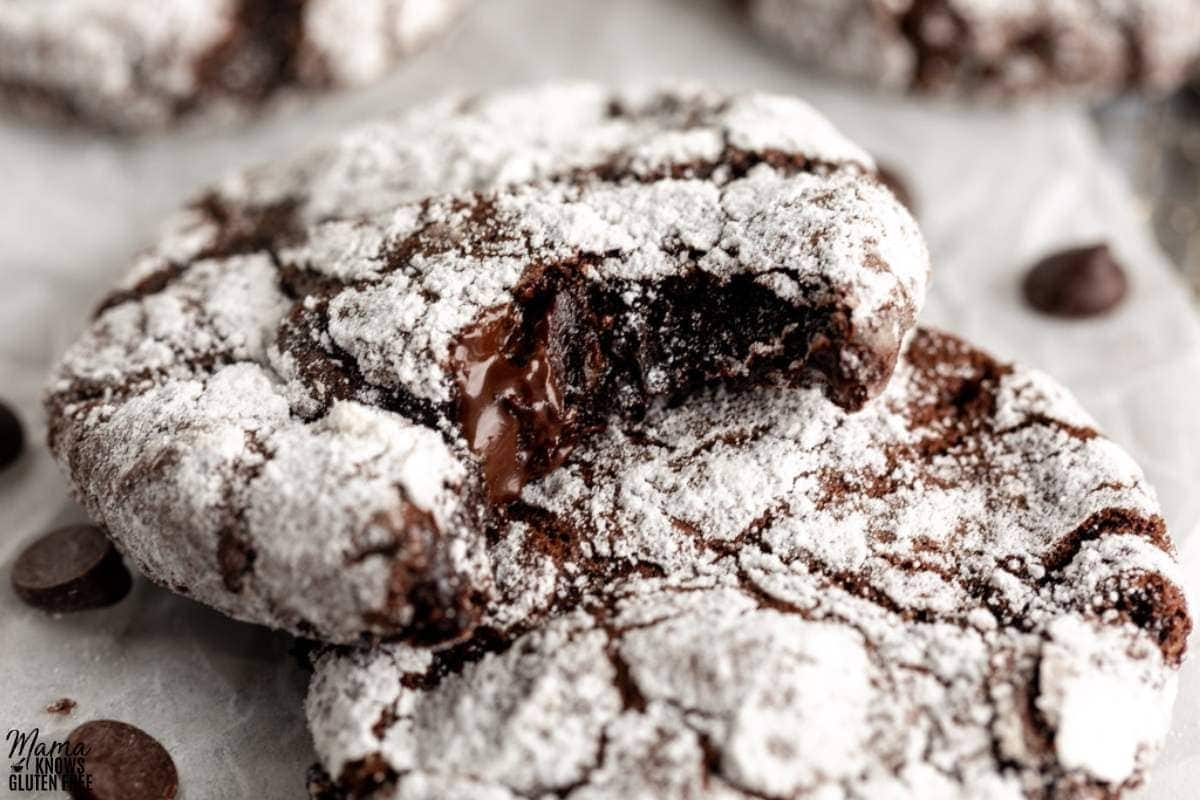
[{"left": 45, "top": 85, "right": 1189, "bottom": 798}]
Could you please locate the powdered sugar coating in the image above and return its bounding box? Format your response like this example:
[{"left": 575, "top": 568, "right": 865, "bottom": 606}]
[
  {"left": 747, "top": 0, "right": 1200, "bottom": 98},
  {"left": 307, "top": 329, "right": 1189, "bottom": 799},
  {"left": 45, "top": 84, "right": 927, "bottom": 643},
  {"left": 0, "top": 0, "right": 470, "bottom": 132}
]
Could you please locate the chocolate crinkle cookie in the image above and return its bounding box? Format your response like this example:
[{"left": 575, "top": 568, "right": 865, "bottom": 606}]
[
  {"left": 44, "top": 84, "right": 928, "bottom": 644},
  {"left": 743, "top": 0, "right": 1200, "bottom": 99},
  {"left": 307, "top": 328, "right": 1189, "bottom": 800},
  {"left": 0, "top": 0, "right": 471, "bottom": 133}
]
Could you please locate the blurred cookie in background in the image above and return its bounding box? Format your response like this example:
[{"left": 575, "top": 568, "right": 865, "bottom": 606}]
[
  {"left": 741, "top": 0, "right": 1200, "bottom": 100},
  {"left": 0, "top": 0, "right": 472, "bottom": 134}
]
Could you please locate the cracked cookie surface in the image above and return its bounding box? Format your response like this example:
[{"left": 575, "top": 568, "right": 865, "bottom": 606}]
[
  {"left": 306, "top": 328, "right": 1188, "bottom": 800},
  {"left": 44, "top": 84, "right": 928, "bottom": 644},
  {"left": 744, "top": 0, "right": 1200, "bottom": 98},
  {"left": 0, "top": 0, "right": 470, "bottom": 132}
]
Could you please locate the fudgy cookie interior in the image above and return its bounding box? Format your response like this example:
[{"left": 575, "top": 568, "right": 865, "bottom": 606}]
[{"left": 453, "top": 265, "right": 856, "bottom": 503}]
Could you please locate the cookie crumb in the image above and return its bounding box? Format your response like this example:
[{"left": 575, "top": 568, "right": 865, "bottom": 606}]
[{"left": 46, "top": 697, "right": 77, "bottom": 715}]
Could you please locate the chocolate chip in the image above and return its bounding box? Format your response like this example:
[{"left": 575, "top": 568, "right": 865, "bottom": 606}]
[
  {"left": 1023, "top": 243, "right": 1128, "bottom": 318},
  {"left": 47, "top": 697, "right": 78, "bottom": 715},
  {"left": 0, "top": 400, "right": 24, "bottom": 470},
  {"left": 876, "top": 164, "right": 917, "bottom": 215},
  {"left": 11, "top": 525, "right": 132, "bottom": 612},
  {"left": 66, "top": 720, "right": 178, "bottom": 800}
]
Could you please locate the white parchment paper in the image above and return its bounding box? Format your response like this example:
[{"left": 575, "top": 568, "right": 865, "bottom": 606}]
[{"left": 1, "top": 1, "right": 1197, "bottom": 797}]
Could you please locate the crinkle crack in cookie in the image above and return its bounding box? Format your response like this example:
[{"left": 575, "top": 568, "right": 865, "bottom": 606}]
[
  {"left": 44, "top": 84, "right": 928, "bottom": 644},
  {"left": 0, "top": 0, "right": 471, "bottom": 132},
  {"left": 306, "top": 329, "right": 1189, "bottom": 800},
  {"left": 743, "top": 0, "right": 1200, "bottom": 98}
]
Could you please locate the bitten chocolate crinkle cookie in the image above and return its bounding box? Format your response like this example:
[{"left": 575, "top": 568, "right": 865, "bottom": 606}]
[
  {"left": 0, "top": 0, "right": 470, "bottom": 132},
  {"left": 306, "top": 328, "right": 1189, "bottom": 800},
  {"left": 44, "top": 84, "right": 928, "bottom": 644},
  {"left": 743, "top": 0, "right": 1200, "bottom": 98}
]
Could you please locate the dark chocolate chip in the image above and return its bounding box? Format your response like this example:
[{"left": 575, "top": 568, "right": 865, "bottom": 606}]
[
  {"left": 66, "top": 720, "right": 178, "bottom": 800},
  {"left": 1022, "top": 243, "right": 1128, "bottom": 318},
  {"left": 876, "top": 164, "right": 917, "bottom": 215},
  {"left": 47, "top": 697, "right": 78, "bottom": 715},
  {"left": 0, "top": 400, "right": 24, "bottom": 470},
  {"left": 11, "top": 525, "right": 132, "bottom": 612}
]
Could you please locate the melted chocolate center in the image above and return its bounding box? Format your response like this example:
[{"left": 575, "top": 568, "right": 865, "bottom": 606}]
[
  {"left": 450, "top": 267, "right": 862, "bottom": 506},
  {"left": 453, "top": 309, "right": 570, "bottom": 503}
]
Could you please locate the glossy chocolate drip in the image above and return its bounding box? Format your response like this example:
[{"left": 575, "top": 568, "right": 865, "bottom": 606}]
[{"left": 453, "top": 309, "right": 570, "bottom": 504}]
